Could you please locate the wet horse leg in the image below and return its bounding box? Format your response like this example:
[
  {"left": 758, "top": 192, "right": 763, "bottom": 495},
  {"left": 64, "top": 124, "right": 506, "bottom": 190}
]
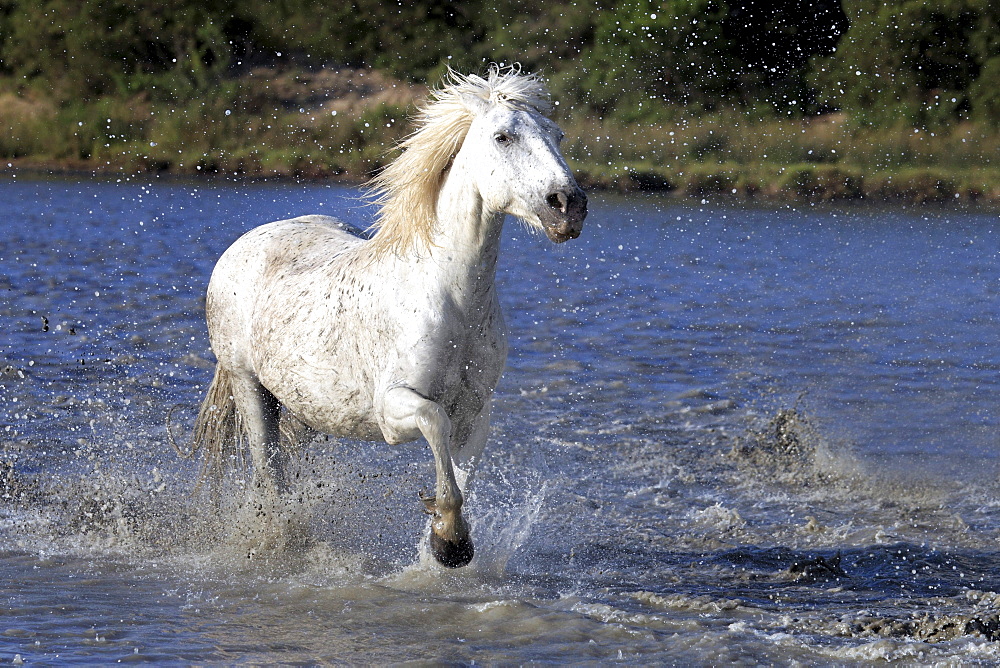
[
  {"left": 382, "top": 386, "right": 474, "bottom": 568},
  {"left": 230, "top": 372, "right": 287, "bottom": 496},
  {"left": 451, "top": 399, "right": 492, "bottom": 493}
]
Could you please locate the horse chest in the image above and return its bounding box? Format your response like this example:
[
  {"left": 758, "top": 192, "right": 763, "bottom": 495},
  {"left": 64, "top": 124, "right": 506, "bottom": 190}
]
[{"left": 406, "top": 298, "right": 506, "bottom": 385}]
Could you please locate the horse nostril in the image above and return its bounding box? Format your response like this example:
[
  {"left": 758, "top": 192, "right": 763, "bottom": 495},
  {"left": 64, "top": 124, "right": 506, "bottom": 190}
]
[{"left": 547, "top": 192, "right": 568, "bottom": 213}]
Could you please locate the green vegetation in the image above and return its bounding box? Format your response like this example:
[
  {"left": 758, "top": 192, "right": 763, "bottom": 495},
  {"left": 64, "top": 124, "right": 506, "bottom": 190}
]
[{"left": 1, "top": 0, "right": 998, "bottom": 202}]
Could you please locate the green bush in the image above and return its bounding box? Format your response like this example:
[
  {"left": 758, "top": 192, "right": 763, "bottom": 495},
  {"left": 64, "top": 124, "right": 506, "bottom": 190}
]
[
  {"left": 811, "top": 0, "right": 1000, "bottom": 127},
  {"left": 777, "top": 164, "right": 863, "bottom": 200},
  {"left": 864, "top": 169, "right": 958, "bottom": 203}
]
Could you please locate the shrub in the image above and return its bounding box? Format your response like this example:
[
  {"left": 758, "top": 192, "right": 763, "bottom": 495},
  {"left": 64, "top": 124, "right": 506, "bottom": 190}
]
[
  {"left": 864, "top": 169, "right": 958, "bottom": 203},
  {"left": 777, "top": 164, "right": 863, "bottom": 200}
]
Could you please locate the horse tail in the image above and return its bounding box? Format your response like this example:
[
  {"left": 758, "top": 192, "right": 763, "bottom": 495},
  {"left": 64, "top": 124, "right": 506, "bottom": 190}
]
[{"left": 189, "top": 364, "right": 246, "bottom": 480}]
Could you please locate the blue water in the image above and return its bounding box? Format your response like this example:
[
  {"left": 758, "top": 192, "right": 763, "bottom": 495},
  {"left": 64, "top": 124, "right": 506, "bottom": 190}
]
[{"left": 2, "top": 176, "right": 1000, "bottom": 663}]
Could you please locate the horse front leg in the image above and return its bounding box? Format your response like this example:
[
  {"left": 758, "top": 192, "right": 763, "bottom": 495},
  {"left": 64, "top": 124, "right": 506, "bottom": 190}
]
[{"left": 382, "top": 386, "right": 474, "bottom": 568}]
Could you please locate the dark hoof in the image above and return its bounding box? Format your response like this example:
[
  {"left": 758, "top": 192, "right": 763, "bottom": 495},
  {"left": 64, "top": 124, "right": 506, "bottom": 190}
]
[{"left": 430, "top": 530, "right": 474, "bottom": 568}]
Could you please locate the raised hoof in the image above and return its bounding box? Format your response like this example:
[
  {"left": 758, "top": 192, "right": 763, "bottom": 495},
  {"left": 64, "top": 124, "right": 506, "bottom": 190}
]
[{"left": 430, "top": 530, "right": 474, "bottom": 568}]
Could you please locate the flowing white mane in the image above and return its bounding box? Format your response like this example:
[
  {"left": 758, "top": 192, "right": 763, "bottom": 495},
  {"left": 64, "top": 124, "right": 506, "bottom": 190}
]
[{"left": 366, "top": 66, "right": 553, "bottom": 256}]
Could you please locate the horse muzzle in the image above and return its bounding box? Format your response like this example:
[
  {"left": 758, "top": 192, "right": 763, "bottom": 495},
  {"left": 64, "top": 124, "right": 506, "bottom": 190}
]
[{"left": 542, "top": 187, "right": 587, "bottom": 243}]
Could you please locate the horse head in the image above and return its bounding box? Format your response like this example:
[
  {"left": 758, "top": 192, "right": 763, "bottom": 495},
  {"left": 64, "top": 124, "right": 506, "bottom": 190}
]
[
  {"left": 368, "top": 67, "right": 587, "bottom": 255},
  {"left": 462, "top": 94, "right": 588, "bottom": 243}
]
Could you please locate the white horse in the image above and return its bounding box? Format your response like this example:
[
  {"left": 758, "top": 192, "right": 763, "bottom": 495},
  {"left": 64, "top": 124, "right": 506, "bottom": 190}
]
[{"left": 190, "top": 67, "right": 587, "bottom": 568}]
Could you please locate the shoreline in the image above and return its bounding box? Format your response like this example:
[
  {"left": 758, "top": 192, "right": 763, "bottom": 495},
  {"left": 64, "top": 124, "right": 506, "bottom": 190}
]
[
  {"left": 577, "top": 162, "right": 1000, "bottom": 206},
  {"left": 3, "top": 158, "right": 999, "bottom": 208}
]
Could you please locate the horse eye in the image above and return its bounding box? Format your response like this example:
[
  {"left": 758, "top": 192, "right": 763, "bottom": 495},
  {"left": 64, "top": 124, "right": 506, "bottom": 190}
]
[{"left": 494, "top": 133, "right": 511, "bottom": 145}]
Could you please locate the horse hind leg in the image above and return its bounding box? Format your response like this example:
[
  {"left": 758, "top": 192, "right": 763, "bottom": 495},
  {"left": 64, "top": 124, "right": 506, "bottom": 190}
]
[
  {"left": 193, "top": 364, "right": 287, "bottom": 496},
  {"left": 226, "top": 372, "right": 287, "bottom": 497},
  {"left": 451, "top": 399, "right": 492, "bottom": 493}
]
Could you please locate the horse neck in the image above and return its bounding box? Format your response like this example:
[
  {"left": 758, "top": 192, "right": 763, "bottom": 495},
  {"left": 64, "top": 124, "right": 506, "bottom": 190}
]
[{"left": 407, "top": 164, "right": 504, "bottom": 311}]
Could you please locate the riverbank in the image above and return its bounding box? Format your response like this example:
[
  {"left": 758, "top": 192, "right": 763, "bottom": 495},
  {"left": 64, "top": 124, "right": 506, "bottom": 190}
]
[
  {"left": 2, "top": 66, "right": 999, "bottom": 205},
  {"left": 566, "top": 111, "right": 1000, "bottom": 204},
  {"left": 574, "top": 162, "right": 1000, "bottom": 204},
  {"left": 5, "top": 158, "right": 998, "bottom": 208}
]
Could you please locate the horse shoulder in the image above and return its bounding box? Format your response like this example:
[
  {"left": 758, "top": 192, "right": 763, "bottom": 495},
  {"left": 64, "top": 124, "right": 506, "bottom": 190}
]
[{"left": 372, "top": 288, "right": 508, "bottom": 444}]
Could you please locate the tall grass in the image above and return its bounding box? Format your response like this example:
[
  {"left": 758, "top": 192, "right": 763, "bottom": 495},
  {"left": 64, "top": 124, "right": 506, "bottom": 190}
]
[
  {"left": 2, "top": 76, "right": 999, "bottom": 203},
  {"left": 0, "top": 81, "right": 410, "bottom": 179}
]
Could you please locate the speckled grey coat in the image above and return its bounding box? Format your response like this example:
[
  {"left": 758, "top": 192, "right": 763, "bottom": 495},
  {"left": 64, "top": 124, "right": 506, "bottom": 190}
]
[{"left": 195, "top": 69, "right": 586, "bottom": 567}]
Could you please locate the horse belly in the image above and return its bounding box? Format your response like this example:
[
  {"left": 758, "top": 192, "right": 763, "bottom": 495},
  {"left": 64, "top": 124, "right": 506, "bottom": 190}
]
[
  {"left": 258, "top": 361, "right": 382, "bottom": 440},
  {"left": 290, "top": 384, "right": 383, "bottom": 441}
]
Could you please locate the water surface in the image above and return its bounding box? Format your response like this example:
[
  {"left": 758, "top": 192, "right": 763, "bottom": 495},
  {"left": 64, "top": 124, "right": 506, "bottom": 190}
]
[{"left": 2, "top": 177, "right": 1000, "bottom": 664}]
